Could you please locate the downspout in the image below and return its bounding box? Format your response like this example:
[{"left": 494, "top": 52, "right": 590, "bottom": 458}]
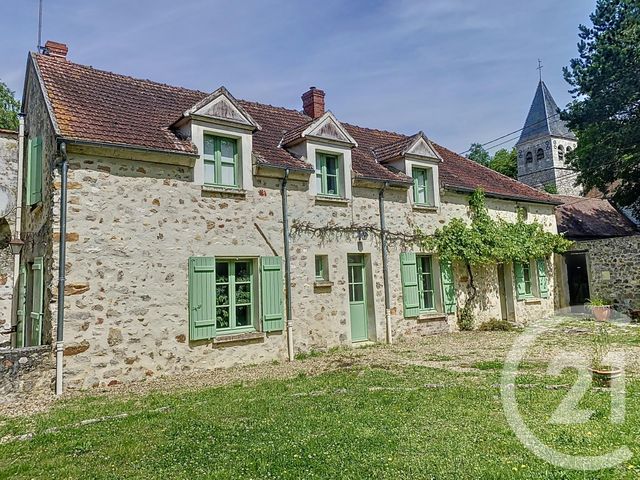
[
  {"left": 10, "top": 114, "right": 25, "bottom": 347},
  {"left": 281, "top": 168, "right": 294, "bottom": 361},
  {"left": 379, "top": 182, "right": 392, "bottom": 344},
  {"left": 55, "top": 141, "right": 69, "bottom": 395}
]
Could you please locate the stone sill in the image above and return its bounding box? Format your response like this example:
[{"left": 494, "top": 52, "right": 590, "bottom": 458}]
[
  {"left": 412, "top": 204, "right": 438, "bottom": 213},
  {"left": 313, "top": 280, "right": 334, "bottom": 289},
  {"left": 212, "top": 331, "right": 265, "bottom": 345},
  {"left": 315, "top": 196, "right": 349, "bottom": 206},
  {"left": 415, "top": 313, "right": 447, "bottom": 322},
  {"left": 524, "top": 298, "right": 542, "bottom": 305},
  {"left": 201, "top": 185, "right": 247, "bottom": 198}
]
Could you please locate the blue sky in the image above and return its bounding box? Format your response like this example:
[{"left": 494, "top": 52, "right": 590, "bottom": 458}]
[{"left": 1, "top": 0, "right": 594, "bottom": 153}]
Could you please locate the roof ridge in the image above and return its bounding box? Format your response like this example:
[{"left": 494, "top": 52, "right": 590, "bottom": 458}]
[{"left": 343, "top": 122, "right": 408, "bottom": 139}]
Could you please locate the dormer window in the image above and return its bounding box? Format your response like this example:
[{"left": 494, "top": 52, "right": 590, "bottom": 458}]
[
  {"left": 316, "top": 152, "right": 341, "bottom": 197},
  {"left": 204, "top": 134, "right": 239, "bottom": 187},
  {"left": 412, "top": 166, "right": 434, "bottom": 206}
]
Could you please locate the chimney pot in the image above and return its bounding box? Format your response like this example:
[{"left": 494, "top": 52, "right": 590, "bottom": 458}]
[
  {"left": 302, "top": 87, "right": 325, "bottom": 119},
  {"left": 44, "top": 41, "right": 68, "bottom": 59}
]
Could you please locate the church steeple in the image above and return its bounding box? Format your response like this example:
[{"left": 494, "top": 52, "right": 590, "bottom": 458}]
[{"left": 516, "top": 79, "right": 579, "bottom": 196}]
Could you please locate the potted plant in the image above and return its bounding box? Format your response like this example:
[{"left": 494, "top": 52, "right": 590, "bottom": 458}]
[
  {"left": 586, "top": 296, "right": 612, "bottom": 321},
  {"left": 589, "top": 321, "right": 622, "bottom": 387}
]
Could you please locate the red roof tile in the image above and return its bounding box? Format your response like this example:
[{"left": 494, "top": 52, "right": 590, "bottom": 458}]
[
  {"left": 33, "top": 53, "right": 559, "bottom": 203},
  {"left": 555, "top": 195, "right": 638, "bottom": 239}
]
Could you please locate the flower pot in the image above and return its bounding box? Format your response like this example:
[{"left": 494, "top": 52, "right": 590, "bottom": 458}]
[
  {"left": 589, "top": 367, "right": 623, "bottom": 387},
  {"left": 591, "top": 305, "right": 612, "bottom": 322}
]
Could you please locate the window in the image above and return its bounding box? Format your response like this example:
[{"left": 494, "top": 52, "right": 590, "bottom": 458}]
[
  {"left": 525, "top": 151, "right": 533, "bottom": 164},
  {"left": 514, "top": 258, "right": 549, "bottom": 300},
  {"left": 315, "top": 153, "right": 340, "bottom": 196},
  {"left": 566, "top": 146, "right": 572, "bottom": 153},
  {"left": 188, "top": 256, "right": 283, "bottom": 341},
  {"left": 26, "top": 137, "right": 43, "bottom": 205},
  {"left": 315, "top": 255, "right": 329, "bottom": 281},
  {"left": 557, "top": 145, "right": 564, "bottom": 161},
  {"left": 522, "top": 262, "right": 532, "bottom": 296},
  {"left": 203, "top": 134, "right": 238, "bottom": 187},
  {"left": 536, "top": 148, "right": 544, "bottom": 161},
  {"left": 412, "top": 167, "right": 433, "bottom": 205},
  {"left": 417, "top": 255, "right": 436, "bottom": 311}
]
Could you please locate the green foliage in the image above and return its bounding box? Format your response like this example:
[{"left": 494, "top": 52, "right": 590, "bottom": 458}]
[
  {"left": 543, "top": 183, "right": 558, "bottom": 194},
  {"left": 488, "top": 148, "right": 518, "bottom": 178},
  {"left": 562, "top": 0, "right": 640, "bottom": 215},
  {"left": 0, "top": 81, "right": 20, "bottom": 131},
  {"left": 586, "top": 296, "right": 610, "bottom": 306},
  {"left": 478, "top": 318, "right": 515, "bottom": 331},
  {"left": 592, "top": 321, "right": 612, "bottom": 370},
  {"left": 466, "top": 143, "right": 490, "bottom": 166},
  {"left": 457, "top": 304, "right": 474, "bottom": 331}
]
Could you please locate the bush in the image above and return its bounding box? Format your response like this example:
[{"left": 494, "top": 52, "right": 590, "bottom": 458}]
[
  {"left": 457, "top": 304, "right": 475, "bottom": 331},
  {"left": 478, "top": 318, "right": 515, "bottom": 332}
]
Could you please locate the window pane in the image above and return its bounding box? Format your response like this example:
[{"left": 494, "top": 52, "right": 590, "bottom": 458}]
[
  {"left": 350, "top": 264, "right": 363, "bottom": 284},
  {"left": 235, "top": 262, "right": 251, "bottom": 282},
  {"left": 236, "top": 305, "right": 251, "bottom": 327},
  {"left": 235, "top": 284, "right": 251, "bottom": 305},
  {"left": 216, "top": 306, "right": 230, "bottom": 329},
  {"left": 216, "top": 262, "right": 229, "bottom": 283},
  {"left": 326, "top": 174, "right": 338, "bottom": 195},
  {"left": 315, "top": 256, "right": 324, "bottom": 279},
  {"left": 350, "top": 283, "right": 364, "bottom": 302},
  {"left": 204, "top": 161, "right": 215, "bottom": 184},
  {"left": 220, "top": 163, "right": 235, "bottom": 186},
  {"left": 220, "top": 138, "right": 235, "bottom": 162},
  {"left": 204, "top": 135, "right": 215, "bottom": 156},
  {"left": 325, "top": 156, "right": 337, "bottom": 175},
  {"left": 216, "top": 284, "right": 229, "bottom": 307}
]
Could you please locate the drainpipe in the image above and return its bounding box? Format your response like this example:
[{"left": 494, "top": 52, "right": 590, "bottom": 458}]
[
  {"left": 379, "top": 182, "right": 392, "bottom": 344},
  {"left": 10, "top": 114, "right": 25, "bottom": 347},
  {"left": 281, "top": 168, "right": 294, "bottom": 361},
  {"left": 55, "top": 141, "right": 69, "bottom": 395}
]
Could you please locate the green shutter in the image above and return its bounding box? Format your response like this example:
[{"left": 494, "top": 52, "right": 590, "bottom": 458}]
[
  {"left": 188, "top": 257, "right": 216, "bottom": 341},
  {"left": 537, "top": 258, "right": 549, "bottom": 298},
  {"left": 25, "top": 138, "right": 33, "bottom": 205},
  {"left": 30, "top": 257, "right": 44, "bottom": 346},
  {"left": 15, "top": 265, "right": 27, "bottom": 348},
  {"left": 260, "top": 256, "right": 284, "bottom": 332},
  {"left": 514, "top": 262, "right": 526, "bottom": 300},
  {"left": 440, "top": 259, "right": 456, "bottom": 314},
  {"left": 27, "top": 137, "right": 42, "bottom": 205},
  {"left": 400, "top": 252, "right": 420, "bottom": 318}
]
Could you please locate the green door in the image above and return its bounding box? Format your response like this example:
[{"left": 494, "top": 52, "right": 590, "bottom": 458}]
[{"left": 348, "top": 254, "right": 368, "bottom": 342}]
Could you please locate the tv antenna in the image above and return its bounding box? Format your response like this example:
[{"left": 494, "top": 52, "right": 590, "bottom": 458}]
[{"left": 37, "top": 0, "right": 43, "bottom": 52}]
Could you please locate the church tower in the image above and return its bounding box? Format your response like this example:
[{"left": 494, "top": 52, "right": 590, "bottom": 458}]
[{"left": 515, "top": 80, "right": 579, "bottom": 196}]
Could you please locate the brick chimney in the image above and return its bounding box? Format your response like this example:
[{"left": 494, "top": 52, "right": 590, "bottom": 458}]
[
  {"left": 43, "top": 41, "right": 68, "bottom": 59},
  {"left": 302, "top": 87, "right": 325, "bottom": 119}
]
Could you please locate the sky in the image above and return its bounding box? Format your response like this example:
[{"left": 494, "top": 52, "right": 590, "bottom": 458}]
[{"left": 0, "top": 0, "right": 595, "bottom": 153}]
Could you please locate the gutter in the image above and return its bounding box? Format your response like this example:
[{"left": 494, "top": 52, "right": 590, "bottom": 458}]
[
  {"left": 378, "top": 182, "right": 393, "bottom": 344},
  {"left": 55, "top": 141, "right": 69, "bottom": 395},
  {"left": 10, "top": 114, "right": 25, "bottom": 347},
  {"left": 280, "top": 168, "right": 294, "bottom": 361}
]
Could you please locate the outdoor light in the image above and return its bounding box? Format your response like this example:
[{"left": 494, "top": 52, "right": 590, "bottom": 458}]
[{"left": 8, "top": 237, "right": 24, "bottom": 255}]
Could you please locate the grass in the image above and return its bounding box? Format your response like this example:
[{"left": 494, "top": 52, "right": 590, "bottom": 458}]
[{"left": 1, "top": 318, "right": 640, "bottom": 479}]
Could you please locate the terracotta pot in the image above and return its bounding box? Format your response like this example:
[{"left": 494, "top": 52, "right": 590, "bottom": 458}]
[
  {"left": 591, "top": 305, "right": 612, "bottom": 322},
  {"left": 589, "top": 367, "right": 623, "bottom": 387}
]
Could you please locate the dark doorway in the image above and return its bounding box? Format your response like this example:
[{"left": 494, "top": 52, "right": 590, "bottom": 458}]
[{"left": 565, "top": 252, "right": 590, "bottom": 306}]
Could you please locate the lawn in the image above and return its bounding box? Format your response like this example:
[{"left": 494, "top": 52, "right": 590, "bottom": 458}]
[{"left": 1, "top": 317, "right": 639, "bottom": 479}]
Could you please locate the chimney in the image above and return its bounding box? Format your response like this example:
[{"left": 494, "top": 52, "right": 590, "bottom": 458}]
[
  {"left": 43, "top": 41, "right": 68, "bottom": 59},
  {"left": 302, "top": 87, "right": 325, "bottom": 119}
]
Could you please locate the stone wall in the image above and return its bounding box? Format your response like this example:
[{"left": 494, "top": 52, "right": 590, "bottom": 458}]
[
  {"left": 0, "top": 346, "right": 54, "bottom": 400},
  {"left": 0, "top": 129, "right": 18, "bottom": 344},
  {"left": 579, "top": 235, "right": 640, "bottom": 310}
]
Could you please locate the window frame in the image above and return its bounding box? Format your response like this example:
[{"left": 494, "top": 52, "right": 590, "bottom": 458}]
[
  {"left": 315, "top": 152, "right": 341, "bottom": 197},
  {"left": 412, "top": 166, "right": 433, "bottom": 206},
  {"left": 314, "top": 254, "right": 329, "bottom": 281},
  {"left": 203, "top": 134, "right": 239, "bottom": 188},
  {"left": 214, "top": 258, "right": 256, "bottom": 334},
  {"left": 522, "top": 261, "right": 533, "bottom": 297},
  {"left": 416, "top": 254, "right": 437, "bottom": 313}
]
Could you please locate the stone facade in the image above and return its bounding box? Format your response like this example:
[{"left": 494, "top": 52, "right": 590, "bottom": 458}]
[
  {"left": 517, "top": 136, "right": 579, "bottom": 196},
  {"left": 0, "top": 345, "right": 54, "bottom": 400},
  {"left": 0, "top": 129, "right": 18, "bottom": 344}
]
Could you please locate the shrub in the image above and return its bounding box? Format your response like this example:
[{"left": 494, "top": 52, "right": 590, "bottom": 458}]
[
  {"left": 478, "top": 318, "right": 515, "bottom": 332},
  {"left": 457, "top": 304, "right": 475, "bottom": 331}
]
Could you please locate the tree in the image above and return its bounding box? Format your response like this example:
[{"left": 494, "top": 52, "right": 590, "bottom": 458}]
[
  {"left": 562, "top": 0, "right": 640, "bottom": 214},
  {"left": 0, "top": 81, "right": 20, "bottom": 131},
  {"left": 466, "top": 143, "right": 490, "bottom": 166},
  {"left": 488, "top": 148, "right": 517, "bottom": 178}
]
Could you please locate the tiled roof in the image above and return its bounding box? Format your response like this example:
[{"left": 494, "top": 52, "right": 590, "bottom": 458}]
[
  {"left": 517, "top": 80, "right": 576, "bottom": 145},
  {"left": 33, "top": 52, "right": 559, "bottom": 203},
  {"left": 555, "top": 195, "right": 638, "bottom": 239}
]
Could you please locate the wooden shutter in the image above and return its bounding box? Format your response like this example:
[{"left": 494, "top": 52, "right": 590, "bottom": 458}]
[
  {"left": 27, "top": 137, "right": 42, "bottom": 205},
  {"left": 260, "top": 256, "right": 284, "bottom": 332},
  {"left": 15, "top": 265, "right": 27, "bottom": 348},
  {"left": 30, "top": 257, "right": 44, "bottom": 346},
  {"left": 400, "top": 252, "right": 420, "bottom": 318},
  {"left": 25, "top": 138, "right": 33, "bottom": 205},
  {"left": 536, "top": 258, "right": 549, "bottom": 298},
  {"left": 188, "top": 257, "right": 216, "bottom": 341},
  {"left": 514, "top": 262, "right": 526, "bottom": 300},
  {"left": 440, "top": 259, "right": 456, "bottom": 314}
]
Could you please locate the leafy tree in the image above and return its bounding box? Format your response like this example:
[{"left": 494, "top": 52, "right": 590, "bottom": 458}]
[
  {"left": 543, "top": 183, "right": 558, "bottom": 194},
  {"left": 0, "top": 81, "right": 20, "bottom": 131},
  {"left": 466, "top": 143, "right": 490, "bottom": 166},
  {"left": 562, "top": 0, "right": 640, "bottom": 214},
  {"left": 488, "top": 148, "right": 518, "bottom": 178}
]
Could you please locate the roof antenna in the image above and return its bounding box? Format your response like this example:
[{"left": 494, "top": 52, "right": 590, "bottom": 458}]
[
  {"left": 537, "top": 58, "right": 543, "bottom": 83},
  {"left": 37, "top": 0, "right": 43, "bottom": 52}
]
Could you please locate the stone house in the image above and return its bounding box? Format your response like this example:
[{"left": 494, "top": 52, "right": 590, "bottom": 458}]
[{"left": 6, "top": 42, "right": 561, "bottom": 391}]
